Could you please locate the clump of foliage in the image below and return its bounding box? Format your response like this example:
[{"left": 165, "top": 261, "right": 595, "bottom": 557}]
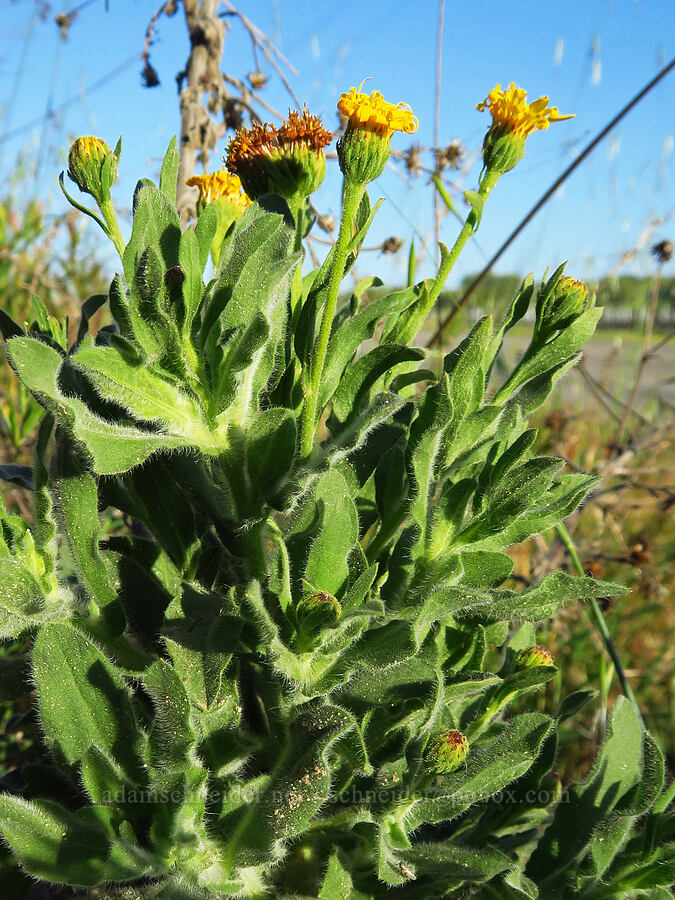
[{"left": 0, "top": 83, "right": 672, "bottom": 899}]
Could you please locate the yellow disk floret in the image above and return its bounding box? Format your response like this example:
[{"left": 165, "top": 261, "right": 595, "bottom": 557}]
[
  {"left": 338, "top": 86, "right": 418, "bottom": 138},
  {"left": 186, "top": 170, "right": 251, "bottom": 212},
  {"left": 477, "top": 83, "right": 573, "bottom": 137}
]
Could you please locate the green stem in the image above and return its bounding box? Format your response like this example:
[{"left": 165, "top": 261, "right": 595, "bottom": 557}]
[
  {"left": 400, "top": 168, "right": 500, "bottom": 345},
  {"left": 289, "top": 200, "right": 305, "bottom": 321},
  {"left": 555, "top": 522, "right": 645, "bottom": 730},
  {"left": 299, "top": 178, "right": 365, "bottom": 460},
  {"left": 365, "top": 504, "right": 408, "bottom": 564},
  {"left": 100, "top": 197, "right": 126, "bottom": 260}
]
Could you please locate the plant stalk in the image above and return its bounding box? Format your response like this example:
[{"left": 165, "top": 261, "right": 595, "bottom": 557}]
[
  {"left": 299, "top": 178, "right": 364, "bottom": 459},
  {"left": 399, "top": 168, "right": 500, "bottom": 345},
  {"left": 556, "top": 522, "right": 645, "bottom": 730}
]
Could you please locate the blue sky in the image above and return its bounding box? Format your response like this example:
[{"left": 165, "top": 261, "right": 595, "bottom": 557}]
[{"left": 1, "top": 0, "right": 673, "bottom": 288}]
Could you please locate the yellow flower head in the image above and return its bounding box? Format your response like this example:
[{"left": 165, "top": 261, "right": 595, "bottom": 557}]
[
  {"left": 476, "top": 83, "right": 573, "bottom": 177},
  {"left": 337, "top": 85, "right": 418, "bottom": 139},
  {"left": 336, "top": 84, "right": 418, "bottom": 184},
  {"left": 477, "top": 83, "right": 573, "bottom": 137},
  {"left": 186, "top": 169, "right": 251, "bottom": 213}
]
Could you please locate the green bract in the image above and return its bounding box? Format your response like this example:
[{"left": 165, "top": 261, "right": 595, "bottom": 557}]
[{"left": 0, "top": 130, "right": 670, "bottom": 900}]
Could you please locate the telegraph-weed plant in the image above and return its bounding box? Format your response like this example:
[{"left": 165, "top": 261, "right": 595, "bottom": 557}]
[{"left": 0, "top": 83, "right": 672, "bottom": 899}]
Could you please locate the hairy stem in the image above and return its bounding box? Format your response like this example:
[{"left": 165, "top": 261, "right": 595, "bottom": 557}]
[
  {"left": 299, "top": 178, "right": 364, "bottom": 459},
  {"left": 398, "top": 168, "right": 500, "bottom": 346}
]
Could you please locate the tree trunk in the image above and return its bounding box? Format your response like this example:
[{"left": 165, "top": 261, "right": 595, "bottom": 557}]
[{"left": 176, "top": 0, "right": 225, "bottom": 221}]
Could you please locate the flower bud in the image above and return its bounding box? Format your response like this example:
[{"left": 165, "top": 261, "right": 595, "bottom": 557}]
[
  {"left": 425, "top": 730, "right": 469, "bottom": 774},
  {"left": 296, "top": 587, "right": 341, "bottom": 637},
  {"left": 226, "top": 109, "right": 331, "bottom": 210},
  {"left": 480, "top": 126, "right": 526, "bottom": 177},
  {"left": 67, "top": 136, "right": 118, "bottom": 206},
  {"left": 537, "top": 274, "right": 590, "bottom": 338},
  {"left": 336, "top": 85, "right": 418, "bottom": 185},
  {"left": 513, "top": 645, "right": 556, "bottom": 671}
]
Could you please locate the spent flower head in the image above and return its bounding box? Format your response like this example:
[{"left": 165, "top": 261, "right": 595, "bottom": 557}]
[
  {"left": 337, "top": 84, "right": 418, "bottom": 184},
  {"left": 67, "top": 136, "right": 119, "bottom": 207},
  {"left": 651, "top": 239, "right": 673, "bottom": 264},
  {"left": 226, "top": 108, "right": 332, "bottom": 209},
  {"left": 477, "top": 83, "right": 573, "bottom": 175}
]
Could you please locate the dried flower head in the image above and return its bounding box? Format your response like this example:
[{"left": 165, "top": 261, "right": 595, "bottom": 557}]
[
  {"left": 226, "top": 108, "right": 332, "bottom": 207},
  {"left": 316, "top": 212, "right": 335, "bottom": 234},
  {"left": 404, "top": 144, "right": 423, "bottom": 177},
  {"left": 436, "top": 138, "right": 464, "bottom": 171},
  {"left": 651, "top": 239, "right": 673, "bottom": 264},
  {"left": 248, "top": 70, "right": 268, "bottom": 90},
  {"left": 381, "top": 236, "right": 404, "bottom": 254}
]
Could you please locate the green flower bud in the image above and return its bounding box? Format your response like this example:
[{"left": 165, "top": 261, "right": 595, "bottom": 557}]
[
  {"left": 67, "top": 136, "right": 118, "bottom": 206},
  {"left": 537, "top": 274, "right": 590, "bottom": 339},
  {"left": 425, "top": 730, "right": 469, "bottom": 774},
  {"left": 295, "top": 584, "right": 341, "bottom": 641},
  {"left": 513, "top": 645, "right": 556, "bottom": 671}
]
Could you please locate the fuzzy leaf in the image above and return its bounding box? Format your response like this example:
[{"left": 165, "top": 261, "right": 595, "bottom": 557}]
[
  {"left": 7, "top": 336, "right": 198, "bottom": 474},
  {"left": 72, "top": 343, "right": 215, "bottom": 444},
  {"left": 526, "top": 697, "right": 644, "bottom": 884},
  {"left": 303, "top": 469, "right": 359, "bottom": 599},
  {"left": 246, "top": 407, "right": 297, "bottom": 502},
  {"left": 0, "top": 557, "right": 46, "bottom": 638},
  {"left": 0, "top": 797, "right": 156, "bottom": 886},
  {"left": 319, "top": 285, "right": 420, "bottom": 409},
  {"left": 329, "top": 344, "right": 424, "bottom": 425},
  {"left": 33, "top": 622, "right": 145, "bottom": 781},
  {"left": 52, "top": 432, "right": 125, "bottom": 635},
  {"left": 453, "top": 457, "right": 562, "bottom": 548},
  {"left": 319, "top": 850, "right": 369, "bottom": 899},
  {"left": 409, "top": 713, "right": 552, "bottom": 828},
  {"left": 144, "top": 659, "right": 196, "bottom": 773},
  {"left": 401, "top": 841, "right": 513, "bottom": 885},
  {"left": 159, "top": 135, "right": 179, "bottom": 204}
]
